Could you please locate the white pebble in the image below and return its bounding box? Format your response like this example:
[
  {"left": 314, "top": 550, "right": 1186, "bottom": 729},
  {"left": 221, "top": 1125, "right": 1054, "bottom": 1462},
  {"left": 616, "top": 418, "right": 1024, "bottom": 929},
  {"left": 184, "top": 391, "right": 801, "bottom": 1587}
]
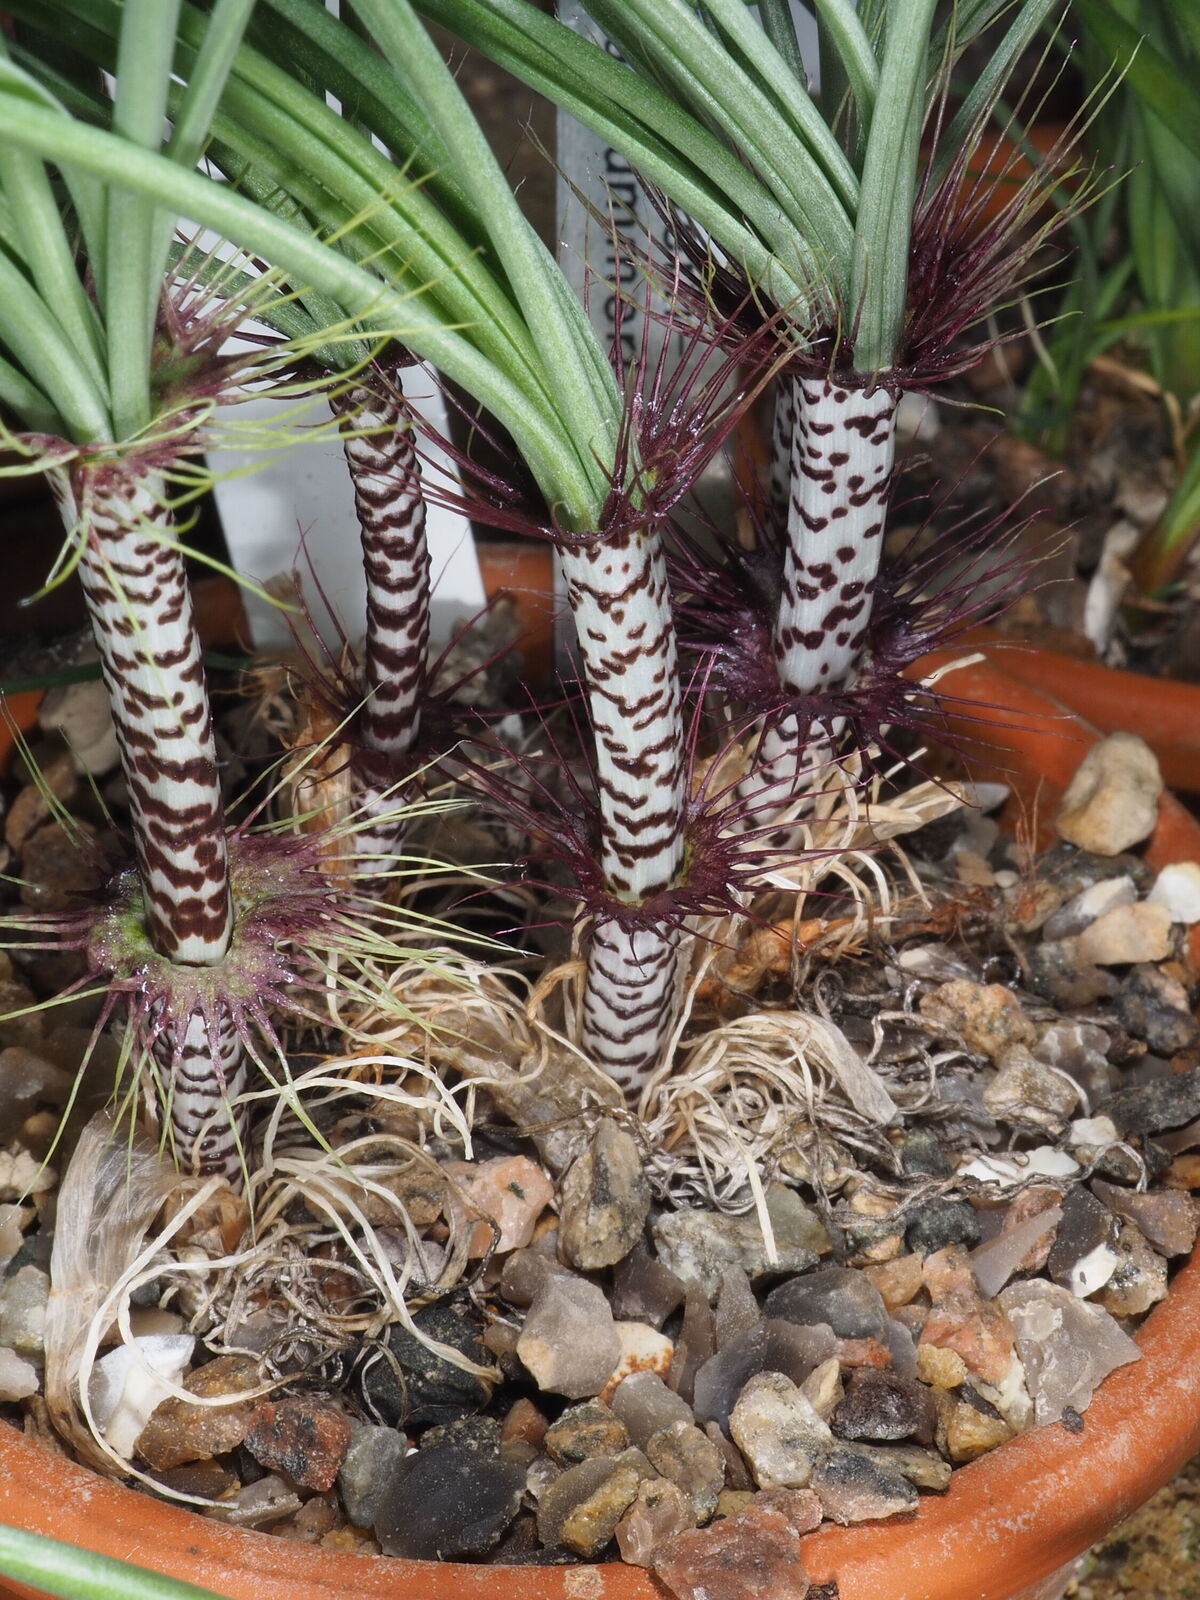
[
  {"left": 87, "top": 1333, "right": 195, "bottom": 1457},
  {"left": 0, "top": 1347, "right": 38, "bottom": 1402},
  {"left": 960, "top": 1148, "right": 1080, "bottom": 1186},
  {"left": 1148, "top": 862, "right": 1200, "bottom": 925}
]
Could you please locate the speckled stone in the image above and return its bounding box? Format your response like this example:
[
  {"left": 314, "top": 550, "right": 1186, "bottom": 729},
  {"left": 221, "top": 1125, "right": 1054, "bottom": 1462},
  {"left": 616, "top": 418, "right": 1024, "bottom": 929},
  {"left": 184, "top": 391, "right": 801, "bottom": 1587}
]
[
  {"left": 905, "top": 1198, "right": 981, "bottom": 1256},
  {"left": 918, "top": 979, "right": 1036, "bottom": 1060},
  {"left": 982, "top": 1044, "right": 1081, "bottom": 1131},
  {"left": 557, "top": 1120, "right": 651, "bottom": 1271},
  {"left": 653, "top": 1208, "right": 818, "bottom": 1298},
  {"left": 1115, "top": 966, "right": 1199, "bottom": 1055},
  {"left": 536, "top": 1450, "right": 648, "bottom": 1558},
  {"left": 645, "top": 1421, "right": 726, "bottom": 1521},
  {"left": 135, "top": 1355, "right": 260, "bottom": 1470},
  {"left": 1103, "top": 1069, "right": 1200, "bottom": 1137},
  {"left": 1094, "top": 1220, "right": 1168, "bottom": 1317},
  {"left": 243, "top": 1399, "right": 351, "bottom": 1492},
  {"left": 920, "top": 1246, "right": 1015, "bottom": 1385},
  {"left": 729, "top": 1371, "right": 833, "bottom": 1490},
  {"left": 544, "top": 1401, "right": 629, "bottom": 1465},
  {"left": 1092, "top": 1180, "right": 1199, "bottom": 1257},
  {"left": 934, "top": 1387, "right": 1014, "bottom": 1463},
  {"left": 810, "top": 1445, "right": 919, "bottom": 1524}
]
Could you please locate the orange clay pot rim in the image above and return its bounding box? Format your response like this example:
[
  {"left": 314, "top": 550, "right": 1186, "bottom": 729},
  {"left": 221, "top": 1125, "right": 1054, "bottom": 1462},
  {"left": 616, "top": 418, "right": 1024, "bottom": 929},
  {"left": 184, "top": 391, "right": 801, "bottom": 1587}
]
[{"left": 0, "top": 654, "right": 1198, "bottom": 1600}]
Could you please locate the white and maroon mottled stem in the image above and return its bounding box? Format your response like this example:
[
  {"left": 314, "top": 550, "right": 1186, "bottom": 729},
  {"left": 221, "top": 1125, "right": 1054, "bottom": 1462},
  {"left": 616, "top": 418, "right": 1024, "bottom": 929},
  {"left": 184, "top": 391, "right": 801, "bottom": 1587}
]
[
  {"left": 561, "top": 528, "right": 685, "bottom": 1094},
  {"left": 154, "top": 1008, "right": 248, "bottom": 1175},
  {"left": 59, "top": 464, "right": 245, "bottom": 1173},
  {"left": 768, "top": 372, "right": 799, "bottom": 530},
  {"left": 747, "top": 376, "right": 897, "bottom": 816},
  {"left": 331, "top": 373, "right": 431, "bottom": 882}
]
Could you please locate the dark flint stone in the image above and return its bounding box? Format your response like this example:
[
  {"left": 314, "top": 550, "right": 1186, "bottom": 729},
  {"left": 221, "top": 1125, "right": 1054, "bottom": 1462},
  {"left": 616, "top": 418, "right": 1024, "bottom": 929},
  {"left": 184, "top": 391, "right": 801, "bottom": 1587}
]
[
  {"left": 1060, "top": 1407, "right": 1085, "bottom": 1435},
  {"left": 1037, "top": 846, "right": 1152, "bottom": 894},
  {"left": 692, "top": 1323, "right": 766, "bottom": 1430},
  {"left": 1102, "top": 1069, "right": 1200, "bottom": 1137},
  {"left": 1115, "top": 966, "right": 1200, "bottom": 1056},
  {"left": 362, "top": 1303, "right": 492, "bottom": 1427},
  {"left": 899, "top": 1130, "right": 952, "bottom": 1179},
  {"left": 611, "top": 1240, "right": 686, "bottom": 1329},
  {"left": 373, "top": 1439, "right": 525, "bottom": 1559},
  {"left": 1046, "top": 1188, "right": 1119, "bottom": 1291},
  {"left": 831, "top": 1369, "right": 936, "bottom": 1446},
  {"left": 958, "top": 1385, "right": 1004, "bottom": 1421},
  {"left": 904, "top": 1199, "right": 980, "bottom": 1256},
  {"left": 764, "top": 1267, "right": 889, "bottom": 1342}
]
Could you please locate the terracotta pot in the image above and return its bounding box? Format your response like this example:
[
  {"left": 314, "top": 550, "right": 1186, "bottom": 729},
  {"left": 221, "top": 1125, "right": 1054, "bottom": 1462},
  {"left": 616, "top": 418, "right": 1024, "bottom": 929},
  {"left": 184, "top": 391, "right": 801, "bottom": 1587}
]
[
  {"left": 957, "top": 627, "right": 1200, "bottom": 794},
  {"left": 0, "top": 655, "right": 1198, "bottom": 1600}
]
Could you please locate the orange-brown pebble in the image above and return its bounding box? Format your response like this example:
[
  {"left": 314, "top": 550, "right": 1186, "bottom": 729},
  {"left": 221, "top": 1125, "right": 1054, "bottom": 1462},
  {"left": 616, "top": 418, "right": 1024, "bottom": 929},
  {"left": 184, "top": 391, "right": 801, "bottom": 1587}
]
[
  {"left": 920, "top": 1246, "right": 1015, "bottom": 1385},
  {"left": 834, "top": 1337, "right": 892, "bottom": 1370},
  {"left": 500, "top": 1396, "right": 548, "bottom": 1449},
  {"left": 862, "top": 1253, "right": 924, "bottom": 1311}
]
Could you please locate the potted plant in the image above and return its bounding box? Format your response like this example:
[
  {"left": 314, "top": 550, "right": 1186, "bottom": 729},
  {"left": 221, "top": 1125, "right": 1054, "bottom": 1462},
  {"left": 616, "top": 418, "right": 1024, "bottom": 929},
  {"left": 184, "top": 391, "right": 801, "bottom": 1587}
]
[{"left": 0, "top": 5, "right": 1196, "bottom": 1599}]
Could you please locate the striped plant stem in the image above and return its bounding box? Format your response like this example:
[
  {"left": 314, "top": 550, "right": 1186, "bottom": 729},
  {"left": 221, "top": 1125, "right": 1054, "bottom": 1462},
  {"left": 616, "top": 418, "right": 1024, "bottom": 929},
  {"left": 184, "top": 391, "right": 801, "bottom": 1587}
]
[
  {"left": 57, "top": 464, "right": 247, "bottom": 1174},
  {"left": 747, "top": 373, "right": 897, "bottom": 817},
  {"left": 331, "top": 373, "right": 430, "bottom": 884},
  {"left": 562, "top": 527, "right": 686, "bottom": 1095}
]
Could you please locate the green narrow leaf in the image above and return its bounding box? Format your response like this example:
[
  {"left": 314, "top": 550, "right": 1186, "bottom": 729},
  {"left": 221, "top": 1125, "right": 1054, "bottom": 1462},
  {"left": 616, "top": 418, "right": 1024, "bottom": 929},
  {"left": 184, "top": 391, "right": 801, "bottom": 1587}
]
[
  {"left": 0, "top": 349, "right": 62, "bottom": 434},
  {"left": 349, "top": 0, "right": 619, "bottom": 513},
  {"left": 758, "top": 0, "right": 807, "bottom": 88},
  {"left": 928, "top": 0, "right": 1061, "bottom": 192},
  {"left": 105, "top": 0, "right": 182, "bottom": 437},
  {"left": 811, "top": 0, "right": 878, "bottom": 133},
  {"left": 415, "top": 0, "right": 826, "bottom": 314},
  {"left": 0, "top": 40, "right": 107, "bottom": 398},
  {"left": 851, "top": 0, "right": 938, "bottom": 371},
  {"left": 0, "top": 1528, "right": 228, "bottom": 1600}
]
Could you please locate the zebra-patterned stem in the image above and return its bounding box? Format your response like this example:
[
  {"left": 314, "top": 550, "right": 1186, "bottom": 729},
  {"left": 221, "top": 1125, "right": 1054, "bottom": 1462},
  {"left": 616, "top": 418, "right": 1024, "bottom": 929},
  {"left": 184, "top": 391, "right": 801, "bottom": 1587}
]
[
  {"left": 561, "top": 527, "right": 686, "bottom": 1092},
  {"left": 776, "top": 376, "right": 897, "bottom": 696},
  {"left": 581, "top": 917, "right": 680, "bottom": 1096},
  {"left": 153, "top": 1007, "right": 249, "bottom": 1178},
  {"left": 68, "top": 466, "right": 234, "bottom": 964},
  {"left": 332, "top": 376, "right": 431, "bottom": 758},
  {"left": 561, "top": 530, "right": 685, "bottom": 899},
  {"left": 742, "top": 378, "right": 897, "bottom": 815},
  {"left": 331, "top": 376, "right": 430, "bottom": 884},
  {"left": 768, "top": 372, "right": 799, "bottom": 531},
  {"left": 54, "top": 464, "right": 246, "bottom": 1174}
]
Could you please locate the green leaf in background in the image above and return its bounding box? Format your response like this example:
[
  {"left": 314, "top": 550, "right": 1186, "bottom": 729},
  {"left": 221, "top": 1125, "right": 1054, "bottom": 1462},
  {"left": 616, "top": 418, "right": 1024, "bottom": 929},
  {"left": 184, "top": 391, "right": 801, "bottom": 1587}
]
[{"left": 1071, "top": 0, "right": 1200, "bottom": 158}]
